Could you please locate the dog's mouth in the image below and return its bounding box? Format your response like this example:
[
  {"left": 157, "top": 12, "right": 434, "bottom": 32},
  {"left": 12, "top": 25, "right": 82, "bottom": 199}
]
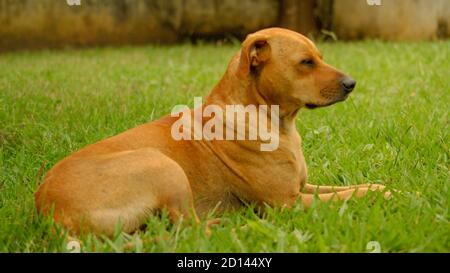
[
  {"left": 305, "top": 103, "right": 319, "bottom": 109},
  {"left": 305, "top": 95, "right": 349, "bottom": 109}
]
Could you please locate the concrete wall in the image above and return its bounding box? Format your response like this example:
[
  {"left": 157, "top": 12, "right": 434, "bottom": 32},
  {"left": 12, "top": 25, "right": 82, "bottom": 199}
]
[
  {"left": 332, "top": 0, "right": 450, "bottom": 40},
  {"left": 0, "top": 0, "right": 448, "bottom": 52},
  {"left": 0, "top": 0, "right": 279, "bottom": 51},
  {"left": 0, "top": 0, "right": 179, "bottom": 50}
]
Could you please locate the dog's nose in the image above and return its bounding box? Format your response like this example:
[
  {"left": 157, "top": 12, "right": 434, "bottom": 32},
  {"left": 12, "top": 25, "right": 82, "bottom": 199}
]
[{"left": 341, "top": 77, "right": 356, "bottom": 93}]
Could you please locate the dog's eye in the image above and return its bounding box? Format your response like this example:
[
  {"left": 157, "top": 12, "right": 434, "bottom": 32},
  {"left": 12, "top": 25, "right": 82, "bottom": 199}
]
[{"left": 300, "top": 59, "right": 315, "bottom": 66}]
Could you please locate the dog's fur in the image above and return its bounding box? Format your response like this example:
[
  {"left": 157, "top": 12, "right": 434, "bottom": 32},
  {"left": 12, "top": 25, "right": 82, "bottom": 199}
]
[{"left": 35, "top": 28, "right": 390, "bottom": 235}]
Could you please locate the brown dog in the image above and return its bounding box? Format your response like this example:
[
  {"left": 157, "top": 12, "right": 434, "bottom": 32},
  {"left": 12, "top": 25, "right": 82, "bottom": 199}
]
[{"left": 35, "top": 28, "right": 390, "bottom": 235}]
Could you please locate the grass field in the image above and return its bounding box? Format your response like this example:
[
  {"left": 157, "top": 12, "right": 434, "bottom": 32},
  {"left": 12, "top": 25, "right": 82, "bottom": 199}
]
[{"left": 0, "top": 40, "right": 449, "bottom": 252}]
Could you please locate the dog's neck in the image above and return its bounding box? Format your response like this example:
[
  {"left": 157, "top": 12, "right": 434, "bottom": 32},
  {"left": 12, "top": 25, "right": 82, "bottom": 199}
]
[{"left": 205, "top": 54, "right": 300, "bottom": 132}]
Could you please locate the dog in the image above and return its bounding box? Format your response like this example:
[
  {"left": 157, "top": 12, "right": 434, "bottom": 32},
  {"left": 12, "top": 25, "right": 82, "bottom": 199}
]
[{"left": 35, "top": 28, "right": 390, "bottom": 235}]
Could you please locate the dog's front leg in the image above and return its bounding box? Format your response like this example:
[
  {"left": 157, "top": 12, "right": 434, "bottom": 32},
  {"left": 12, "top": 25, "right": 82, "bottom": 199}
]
[
  {"left": 298, "top": 186, "right": 391, "bottom": 209},
  {"left": 302, "top": 183, "right": 386, "bottom": 194}
]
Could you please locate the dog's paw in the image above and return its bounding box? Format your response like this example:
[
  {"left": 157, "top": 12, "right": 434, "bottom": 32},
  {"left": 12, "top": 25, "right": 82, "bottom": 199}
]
[
  {"left": 383, "top": 190, "right": 393, "bottom": 200},
  {"left": 204, "top": 218, "right": 223, "bottom": 236},
  {"left": 366, "top": 184, "right": 387, "bottom": 191}
]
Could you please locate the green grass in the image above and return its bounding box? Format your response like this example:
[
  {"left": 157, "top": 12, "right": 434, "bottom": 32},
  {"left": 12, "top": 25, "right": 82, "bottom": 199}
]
[{"left": 0, "top": 41, "right": 449, "bottom": 252}]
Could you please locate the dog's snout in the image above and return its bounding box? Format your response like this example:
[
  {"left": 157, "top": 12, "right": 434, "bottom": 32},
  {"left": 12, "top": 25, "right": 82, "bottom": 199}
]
[{"left": 340, "top": 77, "right": 356, "bottom": 93}]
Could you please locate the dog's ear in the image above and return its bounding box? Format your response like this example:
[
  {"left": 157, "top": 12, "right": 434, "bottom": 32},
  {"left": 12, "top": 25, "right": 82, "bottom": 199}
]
[{"left": 237, "top": 33, "right": 271, "bottom": 78}]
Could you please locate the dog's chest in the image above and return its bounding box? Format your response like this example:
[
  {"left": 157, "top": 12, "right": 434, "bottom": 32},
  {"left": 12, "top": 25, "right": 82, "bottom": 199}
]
[
  {"left": 190, "top": 132, "right": 308, "bottom": 211},
  {"left": 226, "top": 135, "right": 306, "bottom": 204}
]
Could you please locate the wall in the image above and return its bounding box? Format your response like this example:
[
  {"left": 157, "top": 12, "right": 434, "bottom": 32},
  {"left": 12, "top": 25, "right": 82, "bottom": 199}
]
[
  {"left": 332, "top": 0, "right": 450, "bottom": 40},
  {"left": 0, "top": 0, "right": 448, "bottom": 52}
]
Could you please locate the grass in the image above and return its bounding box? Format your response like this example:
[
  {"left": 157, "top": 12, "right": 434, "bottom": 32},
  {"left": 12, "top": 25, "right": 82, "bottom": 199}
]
[{"left": 0, "top": 40, "right": 449, "bottom": 252}]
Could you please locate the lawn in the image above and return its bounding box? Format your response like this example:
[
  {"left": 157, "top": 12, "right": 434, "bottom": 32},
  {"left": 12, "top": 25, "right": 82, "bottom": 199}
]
[{"left": 0, "top": 40, "right": 448, "bottom": 252}]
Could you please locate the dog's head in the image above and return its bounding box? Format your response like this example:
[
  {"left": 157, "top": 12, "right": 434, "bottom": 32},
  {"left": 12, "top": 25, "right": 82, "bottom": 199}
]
[{"left": 237, "top": 28, "right": 355, "bottom": 110}]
